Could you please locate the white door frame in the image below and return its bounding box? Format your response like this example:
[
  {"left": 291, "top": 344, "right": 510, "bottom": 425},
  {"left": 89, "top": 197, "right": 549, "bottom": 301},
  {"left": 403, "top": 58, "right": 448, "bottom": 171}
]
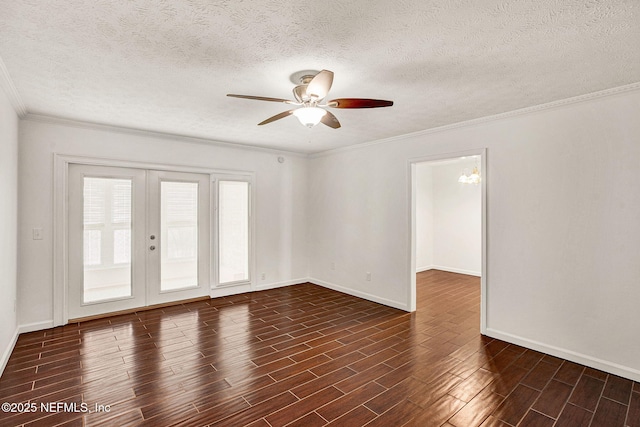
[
  {"left": 53, "top": 154, "right": 254, "bottom": 326},
  {"left": 408, "top": 148, "right": 487, "bottom": 334}
]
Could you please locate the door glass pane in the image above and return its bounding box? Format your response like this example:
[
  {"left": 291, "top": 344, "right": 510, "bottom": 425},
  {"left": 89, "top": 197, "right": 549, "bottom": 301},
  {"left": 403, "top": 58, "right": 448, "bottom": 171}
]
[
  {"left": 219, "top": 181, "right": 249, "bottom": 284},
  {"left": 113, "top": 229, "right": 131, "bottom": 264},
  {"left": 83, "top": 177, "right": 132, "bottom": 303},
  {"left": 161, "top": 181, "right": 198, "bottom": 291}
]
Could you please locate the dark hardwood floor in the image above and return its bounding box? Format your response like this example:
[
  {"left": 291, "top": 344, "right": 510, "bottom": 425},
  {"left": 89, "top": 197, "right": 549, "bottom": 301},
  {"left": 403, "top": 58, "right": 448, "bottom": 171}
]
[{"left": 1, "top": 270, "right": 638, "bottom": 426}]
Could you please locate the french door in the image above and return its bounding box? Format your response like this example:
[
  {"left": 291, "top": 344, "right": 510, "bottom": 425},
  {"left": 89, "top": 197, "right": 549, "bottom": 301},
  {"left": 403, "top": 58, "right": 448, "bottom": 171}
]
[{"left": 67, "top": 164, "right": 210, "bottom": 319}]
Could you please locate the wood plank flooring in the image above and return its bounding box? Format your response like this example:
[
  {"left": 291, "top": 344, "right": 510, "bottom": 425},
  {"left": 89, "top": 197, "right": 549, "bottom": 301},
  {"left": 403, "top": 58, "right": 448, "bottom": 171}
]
[{"left": 1, "top": 270, "right": 638, "bottom": 426}]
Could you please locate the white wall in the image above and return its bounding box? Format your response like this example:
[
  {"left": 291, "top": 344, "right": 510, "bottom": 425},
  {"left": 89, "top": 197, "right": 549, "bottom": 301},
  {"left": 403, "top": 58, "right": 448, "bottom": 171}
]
[
  {"left": 0, "top": 87, "right": 19, "bottom": 375},
  {"left": 308, "top": 88, "right": 640, "bottom": 381},
  {"left": 17, "top": 118, "right": 309, "bottom": 329},
  {"left": 415, "top": 163, "right": 434, "bottom": 270},
  {"left": 416, "top": 158, "right": 481, "bottom": 275}
]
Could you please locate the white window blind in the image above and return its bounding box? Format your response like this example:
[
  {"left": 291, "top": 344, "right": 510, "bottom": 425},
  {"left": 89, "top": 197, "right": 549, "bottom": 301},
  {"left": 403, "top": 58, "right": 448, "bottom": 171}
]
[
  {"left": 165, "top": 182, "right": 198, "bottom": 223},
  {"left": 113, "top": 229, "right": 131, "bottom": 264},
  {"left": 83, "top": 230, "right": 102, "bottom": 266},
  {"left": 160, "top": 181, "right": 199, "bottom": 291},
  {"left": 82, "top": 177, "right": 132, "bottom": 268},
  {"left": 218, "top": 180, "right": 250, "bottom": 284},
  {"left": 111, "top": 181, "right": 132, "bottom": 224},
  {"left": 161, "top": 182, "right": 198, "bottom": 261},
  {"left": 82, "top": 176, "right": 133, "bottom": 302},
  {"left": 83, "top": 178, "right": 105, "bottom": 225}
]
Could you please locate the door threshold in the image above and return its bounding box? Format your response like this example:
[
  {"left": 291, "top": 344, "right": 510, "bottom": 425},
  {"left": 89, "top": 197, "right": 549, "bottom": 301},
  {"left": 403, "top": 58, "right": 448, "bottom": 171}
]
[{"left": 67, "top": 295, "right": 211, "bottom": 324}]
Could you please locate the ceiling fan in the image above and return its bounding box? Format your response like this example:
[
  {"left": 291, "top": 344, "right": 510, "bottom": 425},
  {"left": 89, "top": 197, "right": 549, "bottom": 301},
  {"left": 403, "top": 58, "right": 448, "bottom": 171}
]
[{"left": 227, "top": 69, "right": 393, "bottom": 129}]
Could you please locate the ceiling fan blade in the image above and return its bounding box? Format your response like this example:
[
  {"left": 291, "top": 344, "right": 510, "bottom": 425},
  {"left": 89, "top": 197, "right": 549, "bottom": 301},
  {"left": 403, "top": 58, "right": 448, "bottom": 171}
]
[
  {"left": 292, "top": 85, "right": 307, "bottom": 103},
  {"left": 327, "top": 98, "right": 394, "bottom": 108},
  {"left": 306, "top": 70, "right": 334, "bottom": 100},
  {"left": 258, "top": 110, "right": 294, "bottom": 125},
  {"left": 227, "top": 94, "right": 296, "bottom": 104},
  {"left": 320, "top": 110, "right": 341, "bottom": 129}
]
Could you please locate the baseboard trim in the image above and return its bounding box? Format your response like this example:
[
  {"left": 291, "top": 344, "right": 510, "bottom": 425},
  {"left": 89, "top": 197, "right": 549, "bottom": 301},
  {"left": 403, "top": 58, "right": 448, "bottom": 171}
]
[
  {"left": 18, "top": 320, "right": 55, "bottom": 334},
  {"left": 417, "top": 266, "right": 481, "bottom": 277},
  {"left": 256, "top": 278, "right": 309, "bottom": 291},
  {"left": 485, "top": 328, "right": 640, "bottom": 383},
  {"left": 309, "top": 278, "right": 409, "bottom": 312},
  {"left": 2, "top": 321, "right": 59, "bottom": 376},
  {"left": 0, "top": 326, "right": 20, "bottom": 377},
  {"left": 210, "top": 284, "right": 252, "bottom": 298},
  {"left": 210, "top": 278, "right": 310, "bottom": 298}
]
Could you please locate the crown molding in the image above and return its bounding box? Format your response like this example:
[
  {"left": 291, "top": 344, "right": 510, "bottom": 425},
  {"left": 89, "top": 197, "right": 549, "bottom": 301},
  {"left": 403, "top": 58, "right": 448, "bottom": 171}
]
[
  {"left": 0, "top": 55, "right": 27, "bottom": 118},
  {"left": 16, "top": 79, "right": 640, "bottom": 159},
  {"left": 23, "top": 113, "right": 308, "bottom": 158},
  {"left": 310, "top": 81, "right": 640, "bottom": 159}
]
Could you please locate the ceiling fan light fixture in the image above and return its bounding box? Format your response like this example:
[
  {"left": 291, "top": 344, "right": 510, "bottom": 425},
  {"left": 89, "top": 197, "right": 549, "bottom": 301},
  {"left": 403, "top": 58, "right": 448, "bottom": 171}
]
[
  {"left": 293, "top": 107, "right": 327, "bottom": 128},
  {"left": 227, "top": 69, "right": 393, "bottom": 130}
]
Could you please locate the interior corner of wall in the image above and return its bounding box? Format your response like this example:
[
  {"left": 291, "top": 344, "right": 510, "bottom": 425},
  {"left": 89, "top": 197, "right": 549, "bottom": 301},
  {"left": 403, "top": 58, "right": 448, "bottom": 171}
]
[{"left": 0, "top": 325, "right": 20, "bottom": 377}]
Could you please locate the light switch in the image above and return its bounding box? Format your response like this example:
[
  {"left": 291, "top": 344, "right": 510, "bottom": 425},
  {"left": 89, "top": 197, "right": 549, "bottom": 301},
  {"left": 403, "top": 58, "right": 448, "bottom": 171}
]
[{"left": 32, "top": 228, "right": 43, "bottom": 240}]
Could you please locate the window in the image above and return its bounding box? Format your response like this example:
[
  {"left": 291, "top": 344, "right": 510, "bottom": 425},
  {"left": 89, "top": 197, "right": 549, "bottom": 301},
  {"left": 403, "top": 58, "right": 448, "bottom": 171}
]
[
  {"left": 160, "top": 181, "right": 199, "bottom": 291},
  {"left": 82, "top": 177, "right": 132, "bottom": 269},
  {"left": 218, "top": 180, "right": 250, "bottom": 285},
  {"left": 82, "top": 177, "right": 133, "bottom": 302}
]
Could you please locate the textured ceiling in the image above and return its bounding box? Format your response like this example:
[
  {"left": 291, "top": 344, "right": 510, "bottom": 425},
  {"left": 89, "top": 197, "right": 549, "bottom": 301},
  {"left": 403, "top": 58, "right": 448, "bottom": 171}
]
[{"left": 0, "top": 0, "right": 638, "bottom": 154}]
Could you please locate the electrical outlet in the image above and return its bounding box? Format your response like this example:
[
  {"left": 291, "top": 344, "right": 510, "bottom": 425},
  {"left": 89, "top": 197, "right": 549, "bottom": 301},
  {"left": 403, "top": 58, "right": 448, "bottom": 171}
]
[
  {"left": 331, "top": 262, "right": 335, "bottom": 270},
  {"left": 261, "top": 273, "right": 266, "bottom": 280},
  {"left": 366, "top": 272, "right": 371, "bottom": 281}
]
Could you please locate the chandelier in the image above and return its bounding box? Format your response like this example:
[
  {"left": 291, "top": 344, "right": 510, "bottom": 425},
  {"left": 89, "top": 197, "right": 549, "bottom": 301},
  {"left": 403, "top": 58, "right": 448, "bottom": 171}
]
[{"left": 458, "top": 166, "right": 480, "bottom": 184}]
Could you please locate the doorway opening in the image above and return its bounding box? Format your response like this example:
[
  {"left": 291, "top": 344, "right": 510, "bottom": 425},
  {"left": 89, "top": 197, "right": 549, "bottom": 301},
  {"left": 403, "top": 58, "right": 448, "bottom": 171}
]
[{"left": 409, "top": 149, "right": 486, "bottom": 333}]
